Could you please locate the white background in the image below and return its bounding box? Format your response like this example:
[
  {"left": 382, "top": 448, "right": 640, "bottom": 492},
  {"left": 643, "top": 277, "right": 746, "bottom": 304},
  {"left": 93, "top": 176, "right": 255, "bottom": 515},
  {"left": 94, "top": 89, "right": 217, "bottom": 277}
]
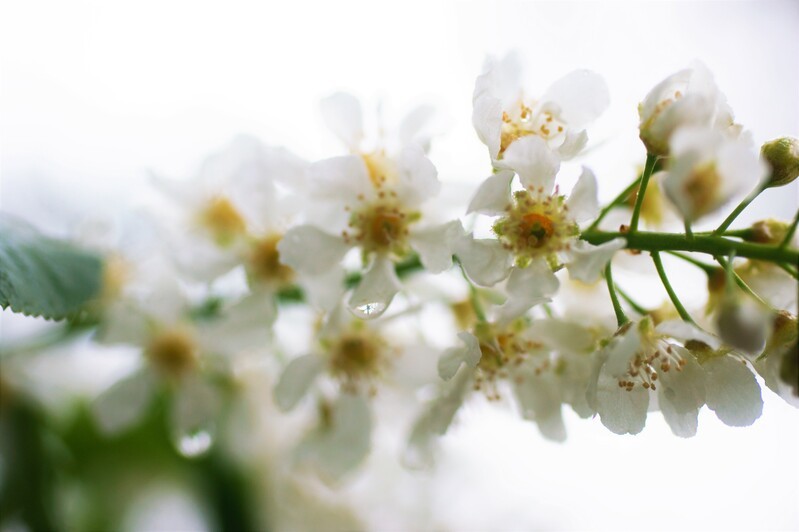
[{"left": 2, "top": 1, "right": 798, "bottom": 530}]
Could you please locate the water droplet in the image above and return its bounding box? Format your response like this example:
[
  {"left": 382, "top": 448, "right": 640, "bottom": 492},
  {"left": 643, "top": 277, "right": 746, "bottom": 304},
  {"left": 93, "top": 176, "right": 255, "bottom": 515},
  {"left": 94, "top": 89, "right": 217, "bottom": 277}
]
[
  {"left": 176, "top": 428, "right": 214, "bottom": 458},
  {"left": 349, "top": 301, "right": 388, "bottom": 320}
]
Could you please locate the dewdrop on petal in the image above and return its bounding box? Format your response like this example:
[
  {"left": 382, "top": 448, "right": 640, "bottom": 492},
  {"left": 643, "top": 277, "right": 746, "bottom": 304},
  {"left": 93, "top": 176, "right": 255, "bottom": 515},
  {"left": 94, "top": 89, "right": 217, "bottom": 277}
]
[{"left": 761, "top": 136, "right": 799, "bottom": 188}]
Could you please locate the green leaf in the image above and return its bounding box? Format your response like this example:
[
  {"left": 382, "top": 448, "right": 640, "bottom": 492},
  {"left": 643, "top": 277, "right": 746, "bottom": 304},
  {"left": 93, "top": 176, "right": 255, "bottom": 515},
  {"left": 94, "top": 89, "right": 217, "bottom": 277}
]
[{"left": 0, "top": 215, "right": 103, "bottom": 320}]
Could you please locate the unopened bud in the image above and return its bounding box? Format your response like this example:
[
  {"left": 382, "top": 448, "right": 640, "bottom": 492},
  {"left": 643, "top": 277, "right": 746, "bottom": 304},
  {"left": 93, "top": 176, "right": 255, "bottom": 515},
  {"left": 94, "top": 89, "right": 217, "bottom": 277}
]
[
  {"left": 764, "top": 312, "right": 799, "bottom": 397},
  {"left": 746, "top": 219, "right": 790, "bottom": 245},
  {"left": 761, "top": 137, "right": 799, "bottom": 188}
]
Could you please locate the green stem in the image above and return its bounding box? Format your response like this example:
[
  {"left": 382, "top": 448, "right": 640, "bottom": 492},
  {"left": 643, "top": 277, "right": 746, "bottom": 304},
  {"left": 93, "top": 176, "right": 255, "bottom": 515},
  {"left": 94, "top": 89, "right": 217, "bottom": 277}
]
[
  {"left": 684, "top": 218, "right": 694, "bottom": 240},
  {"left": 615, "top": 285, "right": 651, "bottom": 316},
  {"left": 651, "top": 251, "right": 696, "bottom": 325},
  {"left": 604, "top": 263, "right": 629, "bottom": 327},
  {"left": 580, "top": 230, "right": 799, "bottom": 263},
  {"left": 779, "top": 208, "right": 799, "bottom": 248},
  {"left": 586, "top": 175, "right": 642, "bottom": 232},
  {"left": 714, "top": 256, "right": 773, "bottom": 310},
  {"left": 629, "top": 153, "right": 658, "bottom": 233},
  {"left": 777, "top": 262, "right": 799, "bottom": 279},
  {"left": 666, "top": 251, "right": 718, "bottom": 275},
  {"left": 713, "top": 185, "right": 764, "bottom": 235}
]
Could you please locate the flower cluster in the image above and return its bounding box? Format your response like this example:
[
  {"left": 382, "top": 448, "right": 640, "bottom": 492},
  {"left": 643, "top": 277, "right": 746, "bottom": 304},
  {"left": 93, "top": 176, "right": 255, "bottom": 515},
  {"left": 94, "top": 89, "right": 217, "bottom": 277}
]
[{"left": 5, "top": 54, "right": 797, "bottom": 485}]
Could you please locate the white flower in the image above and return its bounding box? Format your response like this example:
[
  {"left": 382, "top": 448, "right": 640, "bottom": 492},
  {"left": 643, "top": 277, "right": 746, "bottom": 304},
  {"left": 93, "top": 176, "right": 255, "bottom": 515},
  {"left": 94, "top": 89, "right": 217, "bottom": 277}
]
[
  {"left": 472, "top": 52, "right": 609, "bottom": 162},
  {"left": 92, "top": 262, "right": 273, "bottom": 443},
  {"left": 754, "top": 311, "right": 799, "bottom": 408},
  {"left": 662, "top": 126, "right": 767, "bottom": 222},
  {"left": 278, "top": 143, "right": 463, "bottom": 319},
  {"left": 273, "top": 306, "right": 405, "bottom": 479},
  {"left": 151, "top": 135, "right": 309, "bottom": 284},
  {"left": 587, "top": 319, "right": 706, "bottom": 436},
  {"left": 320, "top": 91, "right": 438, "bottom": 154},
  {"left": 460, "top": 151, "right": 625, "bottom": 293},
  {"left": 639, "top": 61, "right": 740, "bottom": 156},
  {"left": 588, "top": 318, "right": 763, "bottom": 436}
]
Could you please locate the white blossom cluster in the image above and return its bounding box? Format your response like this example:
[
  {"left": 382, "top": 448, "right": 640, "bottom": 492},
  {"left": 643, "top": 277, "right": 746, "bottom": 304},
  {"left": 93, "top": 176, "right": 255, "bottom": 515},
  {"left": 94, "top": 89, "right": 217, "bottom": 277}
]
[{"left": 85, "top": 53, "right": 797, "bottom": 480}]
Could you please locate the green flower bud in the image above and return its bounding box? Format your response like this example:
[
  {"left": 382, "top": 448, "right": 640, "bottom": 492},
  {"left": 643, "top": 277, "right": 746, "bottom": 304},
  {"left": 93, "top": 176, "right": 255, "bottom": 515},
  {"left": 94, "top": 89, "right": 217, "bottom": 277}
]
[{"left": 761, "top": 137, "right": 799, "bottom": 188}]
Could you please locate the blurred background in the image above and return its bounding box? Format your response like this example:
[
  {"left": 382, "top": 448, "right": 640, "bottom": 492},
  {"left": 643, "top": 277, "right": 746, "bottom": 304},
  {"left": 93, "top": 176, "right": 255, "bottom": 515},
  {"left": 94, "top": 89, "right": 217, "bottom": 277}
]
[{"left": 2, "top": 1, "right": 798, "bottom": 530}]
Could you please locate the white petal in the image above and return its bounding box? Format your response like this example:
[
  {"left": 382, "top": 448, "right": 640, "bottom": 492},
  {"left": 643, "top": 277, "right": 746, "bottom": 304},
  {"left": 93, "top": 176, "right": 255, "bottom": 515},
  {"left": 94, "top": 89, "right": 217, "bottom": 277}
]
[
  {"left": 308, "top": 155, "right": 373, "bottom": 203},
  {"left": 513, "top": 375, "right": 566, "bottom": 442},
  {"left": 542, "top": 69, "right": 610, "bottom": 127},
  {"left": 98, "top": 301, "right": 150, "bottom": 346},
  {"left": 565, "top": 167, "right": 599, "bottom": 223},
  {"left": 527, "top": 319, "right": 595, "bottom": 355},
  {"left": 320, "top": 92, "right": 364, "bottom": 149},
  {"left": 557, "top": 129, "right": 589, "bottom": 160},
  {"left": 604, "top": 324, "right": 642, "bottom": 378},
  {"left": 438, "top": 332, "right": 482, "bottom": 380},
  {"left": 704, "top": 356, "right": 763, "bottom": 427},
  {"left": 566, "top": 237, "right": 626, "bottom": 283},
  {"left": 399, "top": 104, "right": 436, "bottom": 149},
  {"left": 297, "top": 393, "right": 372, "bottom": 480},
  {"left": 657, "top": 347, "right": 705, "bottom": 437},
  {"left": 195, "top": 292, "right": 276, "bottom": 357},
  {"left": 472, "top": 93, "right": 503, "bottom": 159},
  {"left": 348, "top": 255, "right": 401, "bottom": 319},
  {"left": 274, "top": 354, "right": 324, "bottom": 411},
  {"left": 596, "top": 367, "right": 649, "bottom": 435},
  {"left": 453, "top": 235, "right": 513, "bottom": 287},
  {"left": 92, "top": 369, "right": 156, "bottom": 435},
  {"left": 396, "top": 144, "right": 440, "bottom": 205},
  {"left": 405, "top": 369, "right": 471, "bottom": 469},
  {"left": 717, "top": 137, "right": 768, "bottom": 197},
  {"left": 299, "top": 266, "right": 347, "bottom": 312},
  {"left": 639, "top": 68, "right": 692, "bottom": 124},
  {"left": 466, "top": 170, "right": 514, "bottom": 215},
  {"left": 277, "top": 225, "right": 349, "bottom": 275},
  {"left": 656, "top": 320, "right": 722, "bottom": 349},
  {"left": 498, "top": 136, "right": 560, "bottom": 193},
  {"left": 472, "top": 53, "right": 523, "bottom": 160},
  {"left": 409, "top": 220, "right": 464, "bottom": 274},
  {"left": 170, "top": 374, "right": 221, "bottom": 437},
  {"left": 496, "top": 259, "right": 559, "bottom": 322}
]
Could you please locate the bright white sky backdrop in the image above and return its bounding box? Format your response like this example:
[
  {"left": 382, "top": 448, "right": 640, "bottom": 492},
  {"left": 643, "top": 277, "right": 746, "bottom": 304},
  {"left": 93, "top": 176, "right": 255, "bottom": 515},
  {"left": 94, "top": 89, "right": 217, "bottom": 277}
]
[{"left": 1, "top": 1, "right": 798, "bottom": 530}]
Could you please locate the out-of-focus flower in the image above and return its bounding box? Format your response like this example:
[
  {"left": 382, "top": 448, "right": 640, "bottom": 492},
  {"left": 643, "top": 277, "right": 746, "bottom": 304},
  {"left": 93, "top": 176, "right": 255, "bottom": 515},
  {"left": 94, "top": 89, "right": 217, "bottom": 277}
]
[
  {"left": 152, "top": 135, "right": 308, "bottom": 284},
  {"left": 638, "top": 62, "right": 739, "bottom": 156},
  {"left": 472, "top": 52, "right": 609, "bottom": 162},
  {"left": 320, "top": 91, "right": 438, "bottom": 154},
  {"left": 273, "top": 306, "right": 413, "bottom": 479},
  {"left": 92, "top": 261, "right": 273, "bottom": 449},
  {"left": 754, "top": 311, "right": 799, "bottom": 407},
  {"left": 662, "top": 126, "right": 767, "bottom": 222}
]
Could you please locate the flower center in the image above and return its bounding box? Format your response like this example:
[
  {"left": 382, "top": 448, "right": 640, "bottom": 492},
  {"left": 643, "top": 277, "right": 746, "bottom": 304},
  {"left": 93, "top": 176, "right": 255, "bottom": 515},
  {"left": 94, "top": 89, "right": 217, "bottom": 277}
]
[
  {"left": 343, "top": 199, "right": 417, "bottom": 257},
  {"left": 327, "top": 326, "right": 389, "bottom": 393},
  {"left": 248, "top": 233, "right": 294, "bottom": 285},
  {"left": 473, "top": 321, "right": 539, "bottom": 400},
  {"left": 146, "top": 327, "right": 198, "bottom": 377},
  {"left": 492, "top": 189, "right": 577, "bottom": 267},
  {"left": 617, "top": 340, "right": 686, "bottom": 392},
  {"left": 682, "top": 162, "right": 721, "bottom": 219},
  {"left": 499, "top": 102, "right": 565, "bottom": 157},
  {"left": 199, "top": 196, "right": 247, "bottom": 246}
]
